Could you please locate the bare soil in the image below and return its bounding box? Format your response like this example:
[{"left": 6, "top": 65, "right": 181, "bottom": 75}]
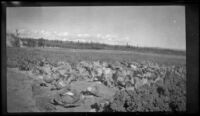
[{"left": 7, "top": 68, "right": 116, "bottom": 112}]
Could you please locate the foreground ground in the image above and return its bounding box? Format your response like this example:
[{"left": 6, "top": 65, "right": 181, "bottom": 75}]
[{"left": 6, "top": 47, "right": 186, "bottom": 112}]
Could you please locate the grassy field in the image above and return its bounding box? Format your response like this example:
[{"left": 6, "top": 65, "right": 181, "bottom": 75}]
[{"left": 7, "top": 47, "right": 186, "bottom": 68}]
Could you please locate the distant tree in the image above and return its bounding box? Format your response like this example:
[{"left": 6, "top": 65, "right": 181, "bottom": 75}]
[
  {"left": 38, "top": 38, "right": 45, "bottom": 48},
  {"left": 14, "top": 29, "right": 20, "bottom": 47},
  {"left": 26, "top": 39, "right": 36, "bottom": 47}
]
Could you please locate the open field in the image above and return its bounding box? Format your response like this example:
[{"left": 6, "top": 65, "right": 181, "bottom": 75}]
[
  {"left": 7, "top": 47, "right": 186, "bottom": 68},
  {"left": 6, "top": 47, "right": 186, "bottom": 112}
]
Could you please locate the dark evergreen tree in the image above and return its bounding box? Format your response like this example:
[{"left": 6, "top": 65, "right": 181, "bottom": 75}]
[{"left": 38, "top": 38, "right": 45, "bottom": 48}]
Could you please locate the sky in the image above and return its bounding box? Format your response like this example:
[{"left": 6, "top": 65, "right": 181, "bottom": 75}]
[{"left": 7, "top": 6, "right": 186, "bottom": 50}]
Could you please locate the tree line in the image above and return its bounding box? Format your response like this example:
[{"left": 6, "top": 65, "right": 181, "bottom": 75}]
[
  {"left": 7, "top": 33, "right": 186, "bottom": 56},
  {"left": 20, "top": 37, "right": 137, "bottom": 50}
]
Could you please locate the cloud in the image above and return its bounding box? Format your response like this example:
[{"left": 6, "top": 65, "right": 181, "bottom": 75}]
[
  {"left": 96, "top": 34, "right": 103, "bottom": 38},
  {"left": 103, "top": 34, "right": 117, "bottom": 39},
  {"left": 57, "top": 32, "right": 69, "bottom": 36},
  {"left": 40, "top": 30, "right": 51, "bottom": 37},
  {"left": 77, "top": 33, "right": 90, "bottom": 38},
  {"left": 124, "top": 36, "right": 130, "bottom": 41}
]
